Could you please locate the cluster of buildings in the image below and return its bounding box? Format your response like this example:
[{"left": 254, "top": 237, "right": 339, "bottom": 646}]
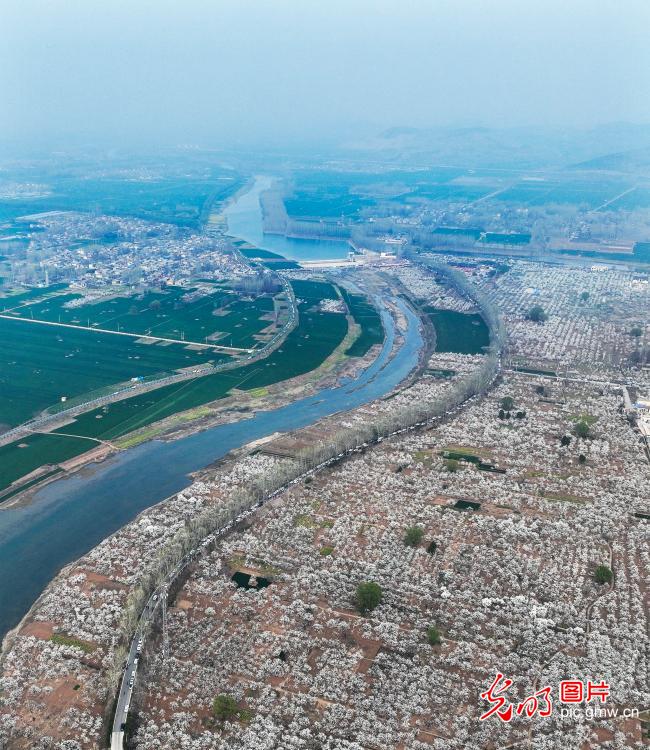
[{"left": 4, "top": 211, "right": 244, "bottom": 290}]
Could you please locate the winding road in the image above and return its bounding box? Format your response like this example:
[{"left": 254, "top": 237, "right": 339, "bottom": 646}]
[{"left": 109, "top": 372, "right": 500, "bottom": 748}]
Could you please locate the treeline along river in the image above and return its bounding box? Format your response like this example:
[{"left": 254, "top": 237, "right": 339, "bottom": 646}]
[{"left": 0, "top": 298, "right": 422, "bottom": 641}]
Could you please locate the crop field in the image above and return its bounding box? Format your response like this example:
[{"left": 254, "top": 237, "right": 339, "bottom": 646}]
[
  {"left": 433, "top": 227, "right": 483, "bottom": 240},
  {"left": 430, "top": 227, "right": 531, "bottom": 246},
  {"left": 52, "top": 281, "right": 348, "bottom": 441},
  {"left": 284, "top": 171, "right": 645, "bottom": 215},
  {"left": 0, "top": 433, "right": 97, "bottom": 492},
  {"left": 0, "top": 280, "right": 374, "bottom": 490},
  {"left": 0, "top": 316, "right": 228, "bottom": 428},
  {"left": 425, "top": 307, "right": 490, "bottom": 354},
  {"left": 238, "top": 248, "right": 289, "bottom": 259},
  {"left": 284, "top": 189, "right": 374, "bottom": 219},
  {"left": 340, "top": 288, "right": 384, "bottom": 356},
  {"left": 285, "top": 168, "right": 488, "bottom": 216},
  {"left": 290, "top": 168, "right": 469, "bottom": 195},
  {"left": 240, "top": 296, "right": 348, "bottom": 390},
  {"left": 556, "top": 244, "right": 650, "bottom": 264},
  {"left": 481, "top": 232, "right": 531, "bottom": 245},
  {"left": 52, "top": 375, "right": 237, "bottom": 441},
  {"left": 409, "top": 184, "right": 494, "bottom": 202},
  {"left": 290, "top": 278, "right": 340, "bottom": 301},
  {"left": 2, "top": 284, "right": 277, "bottom": 348},
  {"left": 0, "top": 284, "right": 68, "bottom": 308},
  {"left": 491, "top": 179, "right": 634, "bottom": 208}
]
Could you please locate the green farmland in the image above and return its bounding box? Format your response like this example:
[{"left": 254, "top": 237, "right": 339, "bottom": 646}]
[
  {"left": 0, "top": 170, "right": 242, "bottom": 228},
  {"left": 290, "top": 278, "right": 340, "bottom": 301},
  {"left": 2, "top": 284, "right": 276, "bottom": 349},
  {"left": 285, "top": 189, "right": 374, "bottom": 219},
  {"left": 410, "top": 184, "right": 494, "bottom": 202},
  {"left": 425, "top": 307, "right": 490, "bottom": 354},
  {"left": 490, "top": 178, "right": 635, "bottom": 209},
  {"left": 0, "top": 281, "right": 284, "bottom": 427},
  {"left": 0, "top": 433, "right": 97, "bottom": 492},
  {"left": 0, "top": 279, "right": 375, "bottom": 493},
  {"left": 238, "top": 247, "right": 301, "bottom": 269},
  {"left": 51, "top": 281, "right": 349, "bottom": 441},
  {"left": 340, "top": 288, "right": 384, "bottom": 356},
  {"left": 481, "top": 232, "right": 531, "bottom": 245},
  {"left": 0, "top": 284, "right": 68, "bottom": 307},
  {"left": 0, "top": 316, "right": 230, "bottom": 429},
  {"left": 283, "top": 168, "right": 476, "bottom": 219}
]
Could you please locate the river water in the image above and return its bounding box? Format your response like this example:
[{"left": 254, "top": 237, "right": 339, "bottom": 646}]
[
  {"left": 223, "top": 175, "right": 352, "bottom": 261},
  {"left": 0, "top": 189, "right": 423, "bottom": 639}
]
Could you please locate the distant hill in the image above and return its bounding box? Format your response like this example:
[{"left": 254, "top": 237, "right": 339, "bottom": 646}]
[
  {"left": 342, "top": 123, "right": 650, "bottom": 171},
  {"left": 571, "top": 145, "right": 650, "bottom": 176}
]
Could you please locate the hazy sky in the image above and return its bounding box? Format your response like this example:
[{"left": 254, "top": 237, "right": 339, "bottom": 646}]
[{"left": 1, "top": 0, "right": 649, "bottom": 147}]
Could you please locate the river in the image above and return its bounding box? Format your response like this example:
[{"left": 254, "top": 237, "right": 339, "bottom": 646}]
[
  {"left": 223, "top": 175, "right": 352, "bottom": 260},
  {"left": 0, "top": 202, "right": 423, "bottom": 640}
]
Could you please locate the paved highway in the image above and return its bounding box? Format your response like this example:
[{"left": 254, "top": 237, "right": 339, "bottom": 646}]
[
  {"left": 108, "top": 375, "right": 498, "bottom": 748},
  {"left": 0, "top": 274, "right": 297, "bottom": 449},
  {"left": 110, "top": 595, "right": 155, "bottom": 750},
  {"left": 108, "top": 267, "right": 498, "bottom": 747}
]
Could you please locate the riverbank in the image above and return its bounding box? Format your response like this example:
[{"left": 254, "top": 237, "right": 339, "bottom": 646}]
[
  {"left": 0, "top": 274, "right": 385, "bottom": 512},
  {"left": 0, "top": 284, "right": 422, "bottom": 641},
  {"left": 0, "top": 305, "right": 394, "bottom": 633},
  {"left": 0, "top": 260, "right": 501, "bottom": 748}
]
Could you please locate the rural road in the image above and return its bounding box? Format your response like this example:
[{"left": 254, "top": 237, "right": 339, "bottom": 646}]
[
  {"left": 0, "top": 276, "right": 297, "bottom": 449},
  {"left": 110, "top": 595, "right": 156, "bottom": 750},
  {"left": 107, "top": 383, "right": 496, "bottom": 748},
  {"left": 109, "top": 515, "right": 247, "bottom": 748},
  {"left": 0, "top": 311, "right": 252, "bottom": 353}
]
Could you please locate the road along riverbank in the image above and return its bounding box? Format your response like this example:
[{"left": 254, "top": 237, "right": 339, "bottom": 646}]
[{"left": 0, "top": 296, "right": 422, "bottom": 642}]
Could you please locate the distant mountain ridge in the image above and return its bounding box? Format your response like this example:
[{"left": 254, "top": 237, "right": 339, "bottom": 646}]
[
  {"left": 343, "top": 123, "right": 650, "bottom": 171},
  {"left": 570, "top": 145, "right": 650, "bottom": 175}
]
